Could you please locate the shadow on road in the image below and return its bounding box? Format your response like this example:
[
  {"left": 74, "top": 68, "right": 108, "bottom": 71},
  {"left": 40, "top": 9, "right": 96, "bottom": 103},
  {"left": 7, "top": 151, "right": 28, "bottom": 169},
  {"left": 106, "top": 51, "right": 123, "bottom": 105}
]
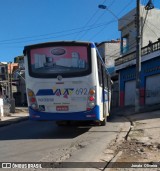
[{"left": 0, "top": 120, "right": 92, "bottom": 140}]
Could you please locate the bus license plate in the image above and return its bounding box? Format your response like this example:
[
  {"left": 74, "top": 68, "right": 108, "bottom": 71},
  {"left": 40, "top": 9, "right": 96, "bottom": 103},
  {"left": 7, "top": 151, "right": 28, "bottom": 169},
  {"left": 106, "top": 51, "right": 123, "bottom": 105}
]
[{"left": 56, "top": 106, "right": 69, "bottom": 111}]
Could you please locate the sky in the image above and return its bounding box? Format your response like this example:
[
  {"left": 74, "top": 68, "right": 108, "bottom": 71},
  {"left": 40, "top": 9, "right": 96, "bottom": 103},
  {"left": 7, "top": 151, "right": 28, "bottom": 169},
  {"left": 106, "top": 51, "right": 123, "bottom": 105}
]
[{"left": 0, "top": 0, "right": 160, "bottom": 62}]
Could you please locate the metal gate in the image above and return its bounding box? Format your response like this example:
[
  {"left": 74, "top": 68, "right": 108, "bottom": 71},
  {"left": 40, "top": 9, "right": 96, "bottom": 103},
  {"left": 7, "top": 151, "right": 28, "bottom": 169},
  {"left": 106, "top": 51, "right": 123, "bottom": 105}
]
[
  {"left": 125, "top": 80, "right": 136, "bottom": 106},
  {"left": 145, "top": 74, "right": 160, "bottom": 105}
]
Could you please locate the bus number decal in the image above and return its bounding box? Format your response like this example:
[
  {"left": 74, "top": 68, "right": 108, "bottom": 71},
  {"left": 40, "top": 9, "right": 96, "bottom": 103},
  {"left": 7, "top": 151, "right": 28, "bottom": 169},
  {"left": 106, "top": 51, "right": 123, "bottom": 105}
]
[
  {"left": 76, "top": 88, "right": 88, "bottom": 95},
  {"left": 83, "top": 88, "right": 88, "bottom": 95}
]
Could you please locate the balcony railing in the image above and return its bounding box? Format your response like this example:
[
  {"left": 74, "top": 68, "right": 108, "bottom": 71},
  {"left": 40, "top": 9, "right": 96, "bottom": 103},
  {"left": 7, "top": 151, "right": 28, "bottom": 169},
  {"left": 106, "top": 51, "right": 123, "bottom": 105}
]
[{"left": 115, "top": 40, "right": 160, "bottom": 66}]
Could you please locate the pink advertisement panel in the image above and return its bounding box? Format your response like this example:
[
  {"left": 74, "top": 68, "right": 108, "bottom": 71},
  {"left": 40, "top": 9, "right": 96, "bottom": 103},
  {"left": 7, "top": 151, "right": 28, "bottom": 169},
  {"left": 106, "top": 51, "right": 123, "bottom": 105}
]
[
  {"left": 30, "top": 46, "right": 88, "bottom": 73},
  {"left": 30, "top": 46, "right": 88, "bottom": 64}
]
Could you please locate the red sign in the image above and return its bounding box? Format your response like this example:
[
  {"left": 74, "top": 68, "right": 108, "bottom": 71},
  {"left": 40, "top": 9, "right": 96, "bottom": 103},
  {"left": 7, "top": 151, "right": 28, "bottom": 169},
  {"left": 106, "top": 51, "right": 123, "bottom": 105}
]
[{"left": 56, "top": 106, "right": 69, "bottom": 111}]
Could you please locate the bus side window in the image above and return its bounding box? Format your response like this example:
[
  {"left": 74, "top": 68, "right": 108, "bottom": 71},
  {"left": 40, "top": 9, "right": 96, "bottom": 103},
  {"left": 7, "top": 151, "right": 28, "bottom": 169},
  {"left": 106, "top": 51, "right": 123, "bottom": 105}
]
[
  {"left": 107, "top": 74, "right": 111, "bottom": 91},
  {"left": 103, "top": 68, "right": 108, "bottom": 89},
  {"left": 97, "top": 56, "right": 103, "bottom": 87}
]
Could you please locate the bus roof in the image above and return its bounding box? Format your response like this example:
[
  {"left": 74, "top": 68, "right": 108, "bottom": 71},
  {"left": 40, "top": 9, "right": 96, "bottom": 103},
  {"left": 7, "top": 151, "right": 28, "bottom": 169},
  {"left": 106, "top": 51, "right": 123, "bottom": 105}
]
[{"left": 24, "top": 41, "right": 95, "bottom": 49}]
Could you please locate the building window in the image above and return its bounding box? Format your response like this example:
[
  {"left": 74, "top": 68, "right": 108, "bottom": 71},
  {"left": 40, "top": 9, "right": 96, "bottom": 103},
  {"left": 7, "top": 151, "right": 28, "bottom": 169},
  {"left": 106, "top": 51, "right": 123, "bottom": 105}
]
[{"left": 121, "top": 35, "right": 129, "bottom": 54}]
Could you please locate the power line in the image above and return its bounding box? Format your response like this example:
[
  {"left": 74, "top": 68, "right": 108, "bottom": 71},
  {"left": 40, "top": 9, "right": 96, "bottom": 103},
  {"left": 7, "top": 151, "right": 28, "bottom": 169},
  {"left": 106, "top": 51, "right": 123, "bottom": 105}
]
[
  {"left": 0, "top": 21, "right": 117, "bottom": 45},
  {"left": 0, "top": 26, "right": 92, "bottom": 43},
  {"left": 88, "top": 20, "right": 116, "bottom": 40},
  {"left": 90, "top": 1, "right": 134, "bottom": 42},
  {"left": 74, "top": 0, "right": 107, "bottom": 40},
  {"left": 74, "top": 9, "right": 100, "bottom": 40},
  {"left": 146, "top": 20, "right": 160, "bottom": 33},
  {"left": 117, "top": 0, "right": 134, "bottom": 16},
  {"left": 145, "top": 22, "right": 159, "bottom": 38},
  {"left": 105, "top": 39, "right": 137, "bottom": 59},
  {"left": 141, "top": 9, "right": 149, "bottom": 35},
  {"left": 108, "top": 0, "right": 116, "bottom": 8},
  {"left": 78, "top": 11, "right": 106, "bottom": 40}
]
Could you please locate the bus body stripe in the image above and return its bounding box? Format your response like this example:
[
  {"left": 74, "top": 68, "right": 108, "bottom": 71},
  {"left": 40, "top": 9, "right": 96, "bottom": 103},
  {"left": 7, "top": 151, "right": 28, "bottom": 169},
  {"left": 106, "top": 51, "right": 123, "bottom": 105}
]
[
  {"left": 29, "top": 105, "right": 100, "bottom": 121},
  {"left": 91, "top": 43, "right": 95, "bottom": 48},
  {"left": 36, "top": 89, "right": 54, "bottom": 96}
]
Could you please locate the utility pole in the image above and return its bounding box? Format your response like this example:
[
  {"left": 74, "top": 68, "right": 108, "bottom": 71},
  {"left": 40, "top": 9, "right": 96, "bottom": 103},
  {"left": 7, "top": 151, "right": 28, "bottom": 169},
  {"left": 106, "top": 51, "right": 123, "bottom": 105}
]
[
  {"left": 9, "top": 62, "right": 12, "bottom": 99},
  {"left": 135, "top": 0, "right": 154, "bottom": 112},
  {"left": 8, "top": 62, "right": 15, "bottom": 113},
  {"left": 135, "top": 0, "right": 141, "bottom": 112}
]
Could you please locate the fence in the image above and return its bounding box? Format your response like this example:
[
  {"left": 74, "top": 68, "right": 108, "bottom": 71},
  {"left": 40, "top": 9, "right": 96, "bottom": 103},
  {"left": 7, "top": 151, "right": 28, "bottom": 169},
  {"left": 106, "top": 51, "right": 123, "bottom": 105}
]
[{"left": 115, "top": 40, "right": 160, "bottom": 66}]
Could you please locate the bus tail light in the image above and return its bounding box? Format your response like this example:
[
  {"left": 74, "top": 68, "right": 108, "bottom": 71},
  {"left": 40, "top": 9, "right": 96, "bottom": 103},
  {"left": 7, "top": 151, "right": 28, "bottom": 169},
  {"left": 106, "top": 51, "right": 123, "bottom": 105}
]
[
  {"left": 89, "top": 89, "right": 95, "bottom": 95},
  {"left": 31, "top": 97, "right": 36, "bottom": 103},
  {"left": 87, "top": 87, "right": 96, "bottom": 110},
  {"left": 89, "top": 96, "right": 95, "bottom": 101},
  {"left": 27, "top": 89, "right": 38, "bottom": 110}
]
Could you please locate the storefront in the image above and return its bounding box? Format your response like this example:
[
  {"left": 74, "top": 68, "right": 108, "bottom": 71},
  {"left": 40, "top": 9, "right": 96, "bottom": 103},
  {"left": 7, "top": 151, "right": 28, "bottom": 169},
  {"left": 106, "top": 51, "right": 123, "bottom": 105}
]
[{"left": 118, "top": 56, "right": 160, "bottom": 107}]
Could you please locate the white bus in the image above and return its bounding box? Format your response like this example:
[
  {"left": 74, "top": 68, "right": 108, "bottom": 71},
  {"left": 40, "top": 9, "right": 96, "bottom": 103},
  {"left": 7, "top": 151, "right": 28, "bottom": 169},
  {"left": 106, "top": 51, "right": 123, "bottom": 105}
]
[{"left": 24, "top": 41, "right": 111, "bottom": 126}]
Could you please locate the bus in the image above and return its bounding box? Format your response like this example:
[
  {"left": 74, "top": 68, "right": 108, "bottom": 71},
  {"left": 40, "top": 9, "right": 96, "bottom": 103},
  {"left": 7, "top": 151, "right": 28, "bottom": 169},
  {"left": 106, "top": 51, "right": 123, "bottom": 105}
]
[{"left": 23, "top": 41, "right": 111, "bottom": 126}]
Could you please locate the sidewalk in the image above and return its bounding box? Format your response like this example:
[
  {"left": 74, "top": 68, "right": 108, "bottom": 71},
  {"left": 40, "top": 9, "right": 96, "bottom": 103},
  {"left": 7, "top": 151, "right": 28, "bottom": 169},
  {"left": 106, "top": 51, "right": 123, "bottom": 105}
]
[
  {"left": 106, "top": 105, "right": 160, "bottom": 170},
  {"left": 0, "top": 107, "right": 29, "bottom": 127}
]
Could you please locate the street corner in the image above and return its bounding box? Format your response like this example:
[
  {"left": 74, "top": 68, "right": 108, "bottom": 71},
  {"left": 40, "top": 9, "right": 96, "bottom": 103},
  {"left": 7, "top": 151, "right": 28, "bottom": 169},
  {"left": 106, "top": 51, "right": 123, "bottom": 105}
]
[{"left": 107, "top": 110, "right": 160, "bottom": 166}]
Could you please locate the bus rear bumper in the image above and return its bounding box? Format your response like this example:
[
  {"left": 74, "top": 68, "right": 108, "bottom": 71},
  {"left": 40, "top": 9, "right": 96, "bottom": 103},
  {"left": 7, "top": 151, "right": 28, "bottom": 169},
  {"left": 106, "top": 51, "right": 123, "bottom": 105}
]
[{"left": 28, "top": 106, "right": 100, "bottom": 121}]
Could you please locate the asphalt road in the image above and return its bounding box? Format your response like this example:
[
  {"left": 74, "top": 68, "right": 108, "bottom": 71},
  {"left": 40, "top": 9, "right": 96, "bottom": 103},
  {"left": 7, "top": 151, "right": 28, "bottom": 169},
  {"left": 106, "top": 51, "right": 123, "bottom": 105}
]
[{"left": 0, "top": 116, "right": 130, "bottom": 170}]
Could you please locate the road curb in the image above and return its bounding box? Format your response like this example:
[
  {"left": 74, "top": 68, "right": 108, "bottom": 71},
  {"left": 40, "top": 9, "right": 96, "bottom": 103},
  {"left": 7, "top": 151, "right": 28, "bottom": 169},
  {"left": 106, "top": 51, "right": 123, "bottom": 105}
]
[
  {"left": 105, "top": 151, "right": 123, "bottom": 170},
  {"left": 0, "top": 116, "right": 29, "bottom": 127}
]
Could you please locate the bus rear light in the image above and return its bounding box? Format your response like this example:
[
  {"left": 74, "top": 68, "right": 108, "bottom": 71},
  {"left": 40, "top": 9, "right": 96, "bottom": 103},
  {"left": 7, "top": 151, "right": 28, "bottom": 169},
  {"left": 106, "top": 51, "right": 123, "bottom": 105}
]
[
  {"left": 31, "top": 97, "right": 36, "bottom": 103},
  {"left": 28, "top": 91, "right": 34, "bottom": 97},
  {"left": 31, "top": 103, "right": 38, "bottom": 109},
  {"left": 87, "top": 108, "right": 91, "bottom": 111},
  {"left": 89, "top": 89, "right": 95, "bottom": 95},
  {"left": 89, "top": 96, "right": 95, "bottom": 101},
  {"left": 27, "top": 88, "right": 38, "bottom": 110},
  {"left": 88, "top": 102, "right": 95, "bottom": 107},
  {"left": 87, "top": 87, "right": 96, "bottom": 110}
]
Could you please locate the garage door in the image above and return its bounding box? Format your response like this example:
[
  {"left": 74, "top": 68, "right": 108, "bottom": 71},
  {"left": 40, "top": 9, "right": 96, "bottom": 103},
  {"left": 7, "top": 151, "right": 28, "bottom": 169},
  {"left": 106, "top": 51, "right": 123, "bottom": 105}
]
[
  {"left": 145, "top": 74, "right": 160, "bottom": 105},
  {"left": 125, "top": 80, "right": 136, "bottom": 106}
]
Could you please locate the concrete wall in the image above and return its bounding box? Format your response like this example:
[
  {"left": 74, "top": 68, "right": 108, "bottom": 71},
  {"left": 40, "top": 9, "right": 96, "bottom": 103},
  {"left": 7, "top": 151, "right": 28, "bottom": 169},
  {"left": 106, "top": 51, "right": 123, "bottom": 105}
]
[
  {"left": 97, "top": 40, "right": 120, "bottom": 73},
  {"left": 142, "top": 8, "right": 160, "bottom": 47},
  {"left": 119, "top": 6, "right": 160, "bottom": 55}
]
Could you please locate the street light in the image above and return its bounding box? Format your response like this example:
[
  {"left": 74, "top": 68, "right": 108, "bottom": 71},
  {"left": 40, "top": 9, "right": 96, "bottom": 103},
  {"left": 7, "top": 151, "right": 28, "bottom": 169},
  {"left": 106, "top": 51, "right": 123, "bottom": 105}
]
[
  {"left": 98, "top": 4, "right": 119, "bottom": 20},
  {"left": 145, "top": 0, "right": 154, "bottom": 10}
]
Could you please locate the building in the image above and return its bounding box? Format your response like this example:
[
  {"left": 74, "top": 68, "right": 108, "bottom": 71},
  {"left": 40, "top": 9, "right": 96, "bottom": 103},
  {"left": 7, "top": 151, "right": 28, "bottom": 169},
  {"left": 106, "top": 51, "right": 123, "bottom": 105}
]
[
  {"left": 119, "top": 6, "right": 160, "bottom": 55},
  {"left": 97, "top": 40, "right": 121, "bottom": 107},
  {"left": 115, "top": 5, "right": 160, "bottom": 107},
  {"left": 13, "top": 56, "right": 26, "bottom": 106},
  {"left": 97, "top": 39, "right": 121, "bottom": 75},
  {"left": 0, "top": 62, "right": 8, "bottom": 97}
]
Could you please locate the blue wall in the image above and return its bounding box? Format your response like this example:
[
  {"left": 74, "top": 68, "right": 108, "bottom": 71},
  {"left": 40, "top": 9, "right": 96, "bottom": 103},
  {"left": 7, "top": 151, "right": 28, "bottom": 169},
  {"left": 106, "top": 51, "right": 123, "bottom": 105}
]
[{"left": 119, "top": 55, "right": 160, "bottom": 106}]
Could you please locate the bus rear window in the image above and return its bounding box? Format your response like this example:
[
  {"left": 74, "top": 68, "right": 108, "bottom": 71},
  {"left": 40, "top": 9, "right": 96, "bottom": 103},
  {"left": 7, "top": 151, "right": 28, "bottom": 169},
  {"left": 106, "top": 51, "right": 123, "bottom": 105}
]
[{"left": 28, "top": 44, "right": 91, "bottom": 78}]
